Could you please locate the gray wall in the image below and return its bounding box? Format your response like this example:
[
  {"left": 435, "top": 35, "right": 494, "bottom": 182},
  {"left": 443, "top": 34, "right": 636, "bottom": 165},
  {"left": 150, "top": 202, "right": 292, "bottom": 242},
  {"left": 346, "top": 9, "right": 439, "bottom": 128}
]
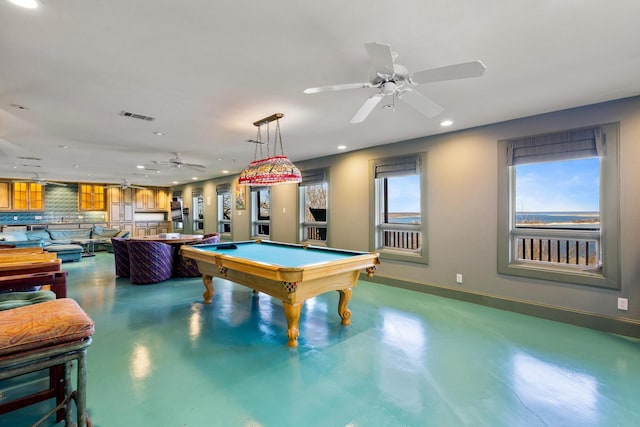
[{"left": 173, "top": 96, "right": 640, "bottom": 324}]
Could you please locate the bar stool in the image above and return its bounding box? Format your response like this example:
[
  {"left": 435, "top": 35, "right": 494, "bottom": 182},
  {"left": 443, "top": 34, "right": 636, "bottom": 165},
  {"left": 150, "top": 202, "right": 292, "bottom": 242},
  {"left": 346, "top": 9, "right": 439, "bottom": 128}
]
[{"left": 0, "top": 298, "right": 95, "bottom": 426}]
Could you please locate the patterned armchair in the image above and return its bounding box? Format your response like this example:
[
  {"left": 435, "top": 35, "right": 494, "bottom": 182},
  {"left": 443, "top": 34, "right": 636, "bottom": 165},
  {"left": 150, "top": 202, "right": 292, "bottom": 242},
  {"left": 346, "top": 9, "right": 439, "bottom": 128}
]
[
  {"left": 127, "top": 240, "right": 175, "bottom": 284},
  {"left": 175, "top": 234, "right": 220, "bottom": 278},
  {"left": 111, "top": 237, "right": 130, "bottom": 277}
]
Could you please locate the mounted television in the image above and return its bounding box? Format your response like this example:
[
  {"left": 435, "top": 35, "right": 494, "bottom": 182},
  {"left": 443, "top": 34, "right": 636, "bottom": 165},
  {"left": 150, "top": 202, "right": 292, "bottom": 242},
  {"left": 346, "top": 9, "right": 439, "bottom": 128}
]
[{"left": 170, "top": 201, "right": 183, "bottom": 221}]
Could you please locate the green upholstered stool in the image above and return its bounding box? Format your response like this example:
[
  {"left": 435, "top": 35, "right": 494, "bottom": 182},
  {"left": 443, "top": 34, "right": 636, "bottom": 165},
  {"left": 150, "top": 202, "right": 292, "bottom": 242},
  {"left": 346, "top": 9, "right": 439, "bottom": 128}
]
[{"left": 0, "top": 290, "right": 56, "bottom": 311}]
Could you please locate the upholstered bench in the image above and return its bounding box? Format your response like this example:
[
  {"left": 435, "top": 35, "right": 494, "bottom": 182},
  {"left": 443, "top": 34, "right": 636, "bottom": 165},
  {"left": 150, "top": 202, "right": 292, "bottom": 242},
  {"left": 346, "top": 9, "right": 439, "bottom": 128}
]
[
  {"left": 0, "top": 298, "right": 94, "bottom": 426},
  {"left": 45, "top": 244, "right": 84, "bottom": 262}
]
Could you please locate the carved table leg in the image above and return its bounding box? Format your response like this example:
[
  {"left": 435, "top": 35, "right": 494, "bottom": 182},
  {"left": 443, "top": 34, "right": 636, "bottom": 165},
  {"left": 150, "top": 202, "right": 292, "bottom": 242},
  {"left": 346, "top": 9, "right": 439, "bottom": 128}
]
[
  {"left": 201, "top": 275, "right": 214, "bottom": 304},
  {"left": 283, "top": 302, "right": 302, "bottom": 347},
  {"left": 337, "top": 288, "right": 353, "bottom": 325}
]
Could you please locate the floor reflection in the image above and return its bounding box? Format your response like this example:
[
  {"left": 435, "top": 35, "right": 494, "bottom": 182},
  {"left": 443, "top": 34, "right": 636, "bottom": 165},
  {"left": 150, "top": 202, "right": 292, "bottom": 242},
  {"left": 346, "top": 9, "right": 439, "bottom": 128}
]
[{"left": 512, "top": 352, "right": 599, "bottom": 424}]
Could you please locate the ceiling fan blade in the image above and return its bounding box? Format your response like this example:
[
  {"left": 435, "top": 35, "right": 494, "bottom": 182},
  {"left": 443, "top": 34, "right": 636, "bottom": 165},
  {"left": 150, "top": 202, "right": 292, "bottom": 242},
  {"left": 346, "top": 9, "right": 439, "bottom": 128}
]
[
  {"left": 364, "top": 42, "right": 395, "bottom": 76},
  {"left": 409, "top": 60, "right": 486, "bottom": 85},
  {"left": 183, "top": 163, "right": 206, "bottom": 170},
  {"left": 399, "top": 89, "right": 444, "bottom": 118},
  {"left": 350, "top": 93, "right": 385, "bottom": 124},
  {"left": 46, "top": 181, "right": 67, "bottom": 186},
  {"left": 304, "top": 82, "right": 372, "bottom": 94}
]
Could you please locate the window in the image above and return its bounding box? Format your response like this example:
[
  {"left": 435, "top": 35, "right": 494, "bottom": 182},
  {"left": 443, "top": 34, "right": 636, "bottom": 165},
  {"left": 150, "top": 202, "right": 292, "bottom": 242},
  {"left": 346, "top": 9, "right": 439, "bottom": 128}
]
[
  {"left": 217, "top": 183, "right": 232, "bottom": 235},
  {"left": 251, "top": 187, "right": 270, "bottom": 237},
  {"left": 192, "top": 189, "right": 204, "bottom": 232},
  {"left": 371, "top": 154, "right": 427, "bottom": 264},
  {"left": 12, "top": 182, "right": 44, "bottom": 211},
  {"left": 299, "top": 169, "right": 328, "bottom": 243},
  {"left": 498, "top": 124, "right": 620, "bottom": 289},
  {"left": 79, "top": 184, "right": 105, "bottom": 211}
]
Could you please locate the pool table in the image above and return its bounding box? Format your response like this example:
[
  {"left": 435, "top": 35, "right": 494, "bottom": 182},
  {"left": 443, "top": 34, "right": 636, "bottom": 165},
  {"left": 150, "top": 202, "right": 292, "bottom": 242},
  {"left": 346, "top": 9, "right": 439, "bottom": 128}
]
[{"left": 179, "top": 240, "right": 379, "bottom": 347}]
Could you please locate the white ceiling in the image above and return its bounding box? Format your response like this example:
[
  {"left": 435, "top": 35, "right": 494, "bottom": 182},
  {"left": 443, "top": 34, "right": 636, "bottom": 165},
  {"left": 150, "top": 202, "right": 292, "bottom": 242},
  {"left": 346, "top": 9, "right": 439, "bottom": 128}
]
[{"left": 1, "top": 0, "right": 639, "bottom": 187}]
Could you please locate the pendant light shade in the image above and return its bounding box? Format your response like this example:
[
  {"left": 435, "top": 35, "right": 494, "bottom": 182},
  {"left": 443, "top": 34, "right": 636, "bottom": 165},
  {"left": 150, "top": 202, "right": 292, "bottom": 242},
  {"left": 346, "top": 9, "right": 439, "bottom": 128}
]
[{"left": 239, "top": 113, "right": 302, "bottom": 186}]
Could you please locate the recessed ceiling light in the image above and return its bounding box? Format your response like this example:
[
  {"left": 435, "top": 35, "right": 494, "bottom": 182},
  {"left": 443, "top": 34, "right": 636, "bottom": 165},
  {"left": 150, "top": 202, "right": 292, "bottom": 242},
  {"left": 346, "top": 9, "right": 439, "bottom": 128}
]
[
  {"left": 74, "top": 165, "right": 79, "bottom": 168},
  {"left": 136, "top": 165, "right": 145, "bottom": 169},
  {"left": 337, "top": 145, "right": 347, "bottom": 150},
  {"left": 8, "top": 0, "right": 38, "bottom": 9},
  {"left": 191, "top": 177, "right": 198, "bottom": 180},
  {"left": 440, "top": 120, "right": 453, "bottom": 127},
  {"left": 172, "top": 181, "right": 179, "bottom": 185},
  {"left": 222, "top": 170, "right": 229, "bottom": 174},
  {"left": 58, "top": 145, "right": 68, "bottom": 149},
  {"left": 153, "top": 131, "right": 164, "bottom": 136}
]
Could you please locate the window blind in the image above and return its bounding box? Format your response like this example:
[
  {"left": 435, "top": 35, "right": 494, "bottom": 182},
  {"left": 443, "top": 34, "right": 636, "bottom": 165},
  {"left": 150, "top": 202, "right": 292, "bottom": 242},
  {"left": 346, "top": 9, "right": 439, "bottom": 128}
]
[
  {"left": 507, "top": 126, "right": 604, "bottom": 166},
  {"left": 374, "top": 155, "right": 421, "bottom": 178},
  {"left": 216, "top": 183, "right": 230, "bottom": 195},
  {"left": 300, "top": 168, "right": 327, "bottom": 186}
]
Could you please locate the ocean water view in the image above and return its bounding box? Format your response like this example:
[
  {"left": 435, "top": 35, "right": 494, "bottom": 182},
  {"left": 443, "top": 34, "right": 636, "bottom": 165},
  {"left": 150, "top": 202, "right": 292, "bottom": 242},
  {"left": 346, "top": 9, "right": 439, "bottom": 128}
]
[
  {"left": 516, "top": 211, "right": 599, "bottom": 226},
  {"left": 387, "top": 212, "right": 600, "bottom": 228}
]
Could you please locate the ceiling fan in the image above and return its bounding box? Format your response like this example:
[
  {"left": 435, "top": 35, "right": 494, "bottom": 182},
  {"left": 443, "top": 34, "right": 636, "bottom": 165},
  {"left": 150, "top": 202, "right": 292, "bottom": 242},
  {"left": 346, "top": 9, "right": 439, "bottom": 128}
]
[
  {"left": 14, "top": 173, "right": 67, "bottom": 186},
  {"left": 106, "top": 179, "right": 145, "bottom": 190},
  {"left": 151, "top": 152, "right": 206, "bottom": 170},
  {"left": 304, "top": 42, "right": 486, "bottom": 123}
]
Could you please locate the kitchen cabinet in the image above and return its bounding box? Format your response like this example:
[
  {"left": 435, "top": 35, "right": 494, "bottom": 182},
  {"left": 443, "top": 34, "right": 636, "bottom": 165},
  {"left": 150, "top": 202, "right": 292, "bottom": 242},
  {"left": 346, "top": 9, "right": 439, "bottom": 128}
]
[
  {"left": 134, "top": 221, "right": 170, "bottom": 236},
  {"left": 108, "top": 187, "right": 134, "bottom": 231},
  {"left": 12, "top": 182, "right": 44, "bottom": 211},
  {"left": 0, "top": 181, "right": 10, "bottom": 210},
  {"left": 79, "top": 184, "right": 106, "bottom": 211}
]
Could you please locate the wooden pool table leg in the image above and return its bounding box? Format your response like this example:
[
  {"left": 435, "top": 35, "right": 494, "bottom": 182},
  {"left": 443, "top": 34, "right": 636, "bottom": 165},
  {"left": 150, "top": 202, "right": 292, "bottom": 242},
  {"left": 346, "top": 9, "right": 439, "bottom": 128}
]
[
  {"left": 337, "top": 288, "right": 353, "bottom": 325},
  {"left": 202, "top": 275, "right": 214, "bottom": 304},
  {"left": 283, "top": 302, "right": 302, "bottom": 347}
]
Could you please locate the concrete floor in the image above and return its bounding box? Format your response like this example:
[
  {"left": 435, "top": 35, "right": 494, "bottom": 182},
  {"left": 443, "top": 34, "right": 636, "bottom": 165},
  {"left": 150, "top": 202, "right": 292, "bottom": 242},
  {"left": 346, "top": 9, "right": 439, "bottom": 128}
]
[{"left": 3, "top": 252, "right": 640, "bottom": 426}]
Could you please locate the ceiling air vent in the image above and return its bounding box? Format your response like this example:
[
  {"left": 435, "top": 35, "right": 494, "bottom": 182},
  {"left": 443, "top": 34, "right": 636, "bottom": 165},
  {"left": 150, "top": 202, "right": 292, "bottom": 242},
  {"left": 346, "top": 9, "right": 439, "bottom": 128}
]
[
  {"left": 119, "top": 110, "right": 156, "bottom": 121},
  {"left": 17, "top": 156, "right": 42, "bottom": 161}
]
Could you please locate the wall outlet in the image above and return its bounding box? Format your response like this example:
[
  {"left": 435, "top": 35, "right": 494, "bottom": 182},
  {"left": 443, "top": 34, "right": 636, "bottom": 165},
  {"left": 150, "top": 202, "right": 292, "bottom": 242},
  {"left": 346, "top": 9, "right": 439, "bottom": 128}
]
[
  {"left": 456, "top": 273, "right": 463, "bottom": 284},
  {"left": 617, "top": 298, "right": 628, "bottom": 311}
]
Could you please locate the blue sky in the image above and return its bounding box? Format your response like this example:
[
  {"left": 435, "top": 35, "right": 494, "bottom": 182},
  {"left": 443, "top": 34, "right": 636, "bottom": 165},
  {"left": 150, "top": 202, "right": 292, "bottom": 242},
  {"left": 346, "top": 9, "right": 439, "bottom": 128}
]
[
  {"left": 385, "top": 157, "right": 600, "bottom": 213},
  {"left": 515, "top": 157, "right": 600, "bottom": 212},
  {"left": 387, "top": 175, "right": 421, "bottom": 213}
]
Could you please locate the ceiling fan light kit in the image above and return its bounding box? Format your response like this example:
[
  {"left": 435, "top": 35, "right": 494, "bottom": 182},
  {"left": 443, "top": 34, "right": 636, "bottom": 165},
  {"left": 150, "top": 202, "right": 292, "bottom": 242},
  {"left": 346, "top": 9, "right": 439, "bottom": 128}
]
[
  {"left": 304, "top": 42, "right": 486, "bottom": 124},
  {"left": 238, "top": 113, "right": 301, "bottom": 186}
]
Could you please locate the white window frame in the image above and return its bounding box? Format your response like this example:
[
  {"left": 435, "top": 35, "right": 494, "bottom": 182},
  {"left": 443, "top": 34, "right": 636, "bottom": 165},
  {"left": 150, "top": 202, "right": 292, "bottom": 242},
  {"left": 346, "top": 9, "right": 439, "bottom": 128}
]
[
  {"left": 497, "top": 123, "right": 620, "bottom": 289},
  {"left": 251, "top": 186, "right": 270, "bottom": 238},
  {"left": 370, "top": 153, "right": 428, "bottom": 264},
  {"left": 298, "top": 169, "right": 328, "bottom": 245},
  {"left": 216, "top": 183, "right": 232, "bottom": 237}
]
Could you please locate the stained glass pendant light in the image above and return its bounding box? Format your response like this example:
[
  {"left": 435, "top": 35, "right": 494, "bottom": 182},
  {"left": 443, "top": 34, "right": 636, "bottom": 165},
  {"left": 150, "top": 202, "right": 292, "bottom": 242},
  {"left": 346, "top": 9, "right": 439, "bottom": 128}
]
[{"left": 239, "top": 113, "right": 301, "bottom": 186}]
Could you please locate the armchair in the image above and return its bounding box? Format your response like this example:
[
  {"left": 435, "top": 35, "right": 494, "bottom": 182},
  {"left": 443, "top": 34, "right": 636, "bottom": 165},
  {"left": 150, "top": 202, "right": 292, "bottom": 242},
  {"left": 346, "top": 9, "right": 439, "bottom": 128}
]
[{"left": 127, "top": 240, "right": 175, "bottom": 284}]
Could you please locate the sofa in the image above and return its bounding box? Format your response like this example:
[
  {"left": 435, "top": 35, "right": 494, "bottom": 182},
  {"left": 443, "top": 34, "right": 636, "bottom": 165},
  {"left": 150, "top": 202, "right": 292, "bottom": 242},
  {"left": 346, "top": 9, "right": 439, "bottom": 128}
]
[{"left": 0, "top": 226, "right": 130, "bottom": 261}]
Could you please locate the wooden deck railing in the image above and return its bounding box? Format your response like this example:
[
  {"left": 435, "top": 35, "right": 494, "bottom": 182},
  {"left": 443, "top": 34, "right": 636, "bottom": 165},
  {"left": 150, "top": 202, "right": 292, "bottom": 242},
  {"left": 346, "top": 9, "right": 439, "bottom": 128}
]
[
  {"left": 378, "top": 224, "right": 422, "bottom": 251},
  {"left": 512, "top": 228, "right": 600, "bottom": 267},
  {"left": 304, "top": 225, "right": 327, "bottom": 241}
]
